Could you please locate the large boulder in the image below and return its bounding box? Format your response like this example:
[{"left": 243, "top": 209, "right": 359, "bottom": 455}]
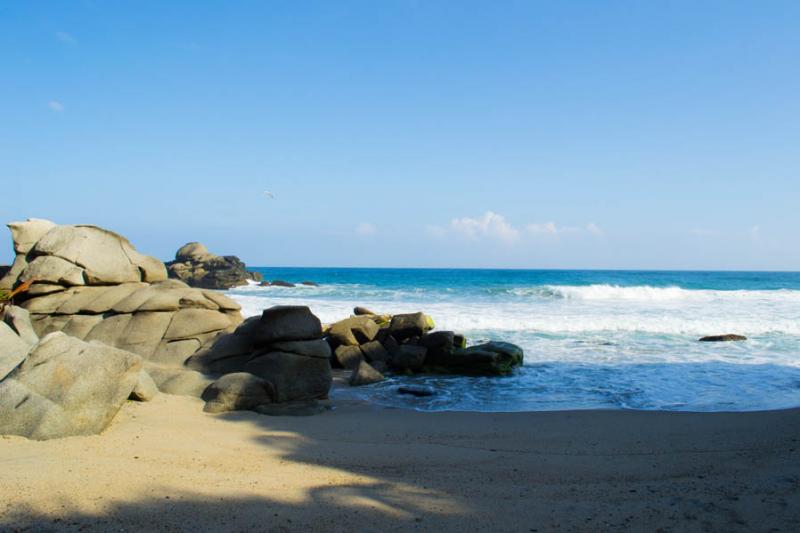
[
  {"left": 0, "top": 332, "right": 142, "bottom": 440},
  {"left": 253, "top": 305, "right": 322, "bottom": 345},
  {"left": 389, "top": 312, "right": 435, "bottom": 342},
  {"left": 0, "top": 220, "right": 243, "bottom": 368},
  {"left": 166, "top": 242, "right": 260, "bottom": 289},
  {"left": 186, "top": 306, "right": 333, "bottom": 403},
  {"left": 2, "top": 305, "right": 39, "bottom": 346}
]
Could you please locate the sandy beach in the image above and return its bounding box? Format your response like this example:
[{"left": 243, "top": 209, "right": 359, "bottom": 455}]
[{"left": 2, "top": 393, "right": 799, "bottom": 532}]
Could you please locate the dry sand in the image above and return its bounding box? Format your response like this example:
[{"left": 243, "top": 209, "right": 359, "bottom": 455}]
[{"left": 1, "top": 393, "right": 799, "bottom": 532}]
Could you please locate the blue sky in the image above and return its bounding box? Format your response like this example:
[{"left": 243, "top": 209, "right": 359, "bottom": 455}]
[{"left": 1, "top": 1, "right": 798, "bottom": 269}]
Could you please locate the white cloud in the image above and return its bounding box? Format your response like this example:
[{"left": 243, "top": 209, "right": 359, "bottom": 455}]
[
  {"left": 48, "top": 100, "right": 64, "bottom": 112},
  {"left": 450, "top": 211, "right": 519, "bottom": 243},
  {"left": 586, "top": 222, "right": 604, "bottom": 237},
  {"left": 749, "top": 225, "right": 760, "bottom": 240},
  {"left": 431, "top": 212, "right": 604, "bottom": 243},
  {"left": 526, "top": 222, "right": 559, "bottom": 235},
  {"left": 55, "top": 31, "right": 76, "bottom": 44},
  {"left": 355, "top": 222, "right": 377, "bottom": 236}
]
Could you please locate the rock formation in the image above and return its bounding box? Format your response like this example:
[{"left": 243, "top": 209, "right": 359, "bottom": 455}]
[
  {"left": 0, "top": 220, "right": 243, "bottom": 367},
  {"left": 188, "top": 305, "right": 332, "bottom": 405},
  {"left": 166, "top": 242, "right": 262, "bottom": 289}
]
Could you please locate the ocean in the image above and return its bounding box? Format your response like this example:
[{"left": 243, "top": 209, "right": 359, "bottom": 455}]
[{"left": 225, "top": 268, "right": 800, "bottom": 413}]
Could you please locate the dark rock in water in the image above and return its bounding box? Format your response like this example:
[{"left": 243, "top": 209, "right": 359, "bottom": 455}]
[
  {"left": 390, "top": 344, "right": 427, "bottom": 371},
  {"left": 371, "top": 360, "right": 389, "bottom": 373},
  {"left": 270, "top": 279, "right": 296, "bottom": 288},
  {"left": 248, "top": 271, "right": 264, "bottom": 282},
  {"left": 381, "top": 334, "right": 400, "bottom": 355},
  {"left": 254, "top": 305, "right": 322, "bottom": 345},
  {"left": 420, "top": 331, "right": 456, "bottom": 365},
  {"left": 328, "top": 316, "right": 379, "bottom": 346},
  {"left": 301, "top": 281, "right": 319, "bottom": 287},
  {"left": 259, "top": 281, "right": 271, "bottom": 287},
  {"left": 360, "top": 340, "right": 390, "bottom": 363},
  {"left": 254, "top": 400, "right": 326, "bottom": 416},
  {"left": 334, "top": 345, "right": 364, "bottom": 370},
  {"left": 353, "top": 306, "right": 375, "bottom": 316},
  {"left": 166, "top": 242, "right": 254, "bottom": 290},
  {"left": 398, "top": 386, "right": 435, "bottom": 397},
  {"left": 389, "top": 312, "right": 434, "bottom": 342},
  {"left": 699, "top": 334, "right": 748, "bottom": 342},
  {"left": 349, "top": 360, "right": 384, "bottom": 386},
  {"left": 202, "top": 372, "right": 274, "bottom": 413},
  {"left": 453, "top": 333, "right": 467, "bottom": 349},
  {"left": 423, "top": 341, "right": 523, "bottom": 376}
]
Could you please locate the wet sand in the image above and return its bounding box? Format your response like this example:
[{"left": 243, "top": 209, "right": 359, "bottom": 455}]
[{"left": 2, "top": 394, "right": 799, "bottom": 532}]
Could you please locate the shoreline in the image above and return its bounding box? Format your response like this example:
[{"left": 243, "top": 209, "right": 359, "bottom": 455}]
[{"left": 3, "top": 394, "right": 799, "bottom": 531}]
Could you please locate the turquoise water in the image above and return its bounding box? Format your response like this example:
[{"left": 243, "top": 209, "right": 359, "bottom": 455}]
[{"left": 226, "top": 269, "right": 800, "bottom": 412}]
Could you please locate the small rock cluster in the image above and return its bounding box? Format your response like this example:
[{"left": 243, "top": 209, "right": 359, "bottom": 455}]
[
  {"left": 259, "top": 280, "right": 319, "bottom": 288},
  {"left": 326, "top": 307, "right": 524, "bottom": 386},
  {"left": 166, "top": 242, "right": 262, "bottom": 289}
]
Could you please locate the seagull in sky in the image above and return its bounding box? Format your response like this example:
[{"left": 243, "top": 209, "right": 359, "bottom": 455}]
[{"left": 263, "top": 190, "right": 275, "bottom": 199}]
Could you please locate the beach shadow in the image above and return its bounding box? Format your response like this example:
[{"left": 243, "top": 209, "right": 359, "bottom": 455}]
[{"left": 6, "top": 362, "right": 800, "bottom": 532}]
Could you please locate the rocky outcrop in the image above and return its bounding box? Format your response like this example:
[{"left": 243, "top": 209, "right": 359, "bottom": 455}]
[
  {"left": 166, "top": 242, "right": 261, "bottom": 289},
  {"left": 699, "top": 334, "right": 747, "bottom": 342},
  {"left": 187, "top": 305, "right": 332, "bottom": 403},
  {"left": 0, "top": 220, "right": 243, "bottom": 368},
  {"left": 325, "top": 307, "right": 524, "bottom": 383},
  {"left": 0, "top": 332, "right": 142, "bottom": 440}
]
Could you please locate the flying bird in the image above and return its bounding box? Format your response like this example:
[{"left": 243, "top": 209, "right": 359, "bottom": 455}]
[{"left": 263, "top": 190, "right": 275, "bottom": 199}]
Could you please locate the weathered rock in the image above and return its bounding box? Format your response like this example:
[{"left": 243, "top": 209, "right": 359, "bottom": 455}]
[
  {"left": 129, "top": 370, "right": 158, "bottom": 401},
  {"left": 268, "top": 339, "right": 331, "bottom": 359},
  {"left": 699, "top": 334, "right": 748, "bottom": 342},
  {"left": 2, "top": 305, "right": 38, "bottom": 346},
  {"left": 328, "top": 316, "right": 379, "bottom": 346},
  {"left": 254, "top": 305, "right": 322, "bottom": 345},
  {"left": 353, "top": 306, "right": 376, "bottom": 316},
  {"left": 389, "top": 312, "right": 434, "bottom": 342},
  {"left": 424, "top": 341, "right": 523, "bottom": 376},
  {"left": 349, "top": 360, "right": 384, "bottom": 386},
  {"left": 371, "top": 360, "right": 389, "bottom": 373},
  {"left": 269, "top": 280, "right": 295, "bottom": 288},
  {"left": 334, "top": 345, "right": 364, "bottom": 370},
  {"left": 166, "top": 242, "right": 253, "bottom": 290},
  {"left": 389, "top": 344, "right": 427, "bottom": 371},
  {"left": 1, "top": 221, "right": 242, "bottom": 367},
  {"left": 145, "top": 366, "right": 214, "bottom": 397},
  {"left": 360, "top": 340, "right": 390, "bottom": 363},
  {"left": 244, "top": 351, "right": 332, "bottom": 403},
  {"left": 201, "top": 372, "right": 274, "bottom": 413},
  {"left": 0, "top": 321, "right": 30, "bottom": 380},
  {"left": 0, "top": 332, "right": 141, "bottom": 440}
]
